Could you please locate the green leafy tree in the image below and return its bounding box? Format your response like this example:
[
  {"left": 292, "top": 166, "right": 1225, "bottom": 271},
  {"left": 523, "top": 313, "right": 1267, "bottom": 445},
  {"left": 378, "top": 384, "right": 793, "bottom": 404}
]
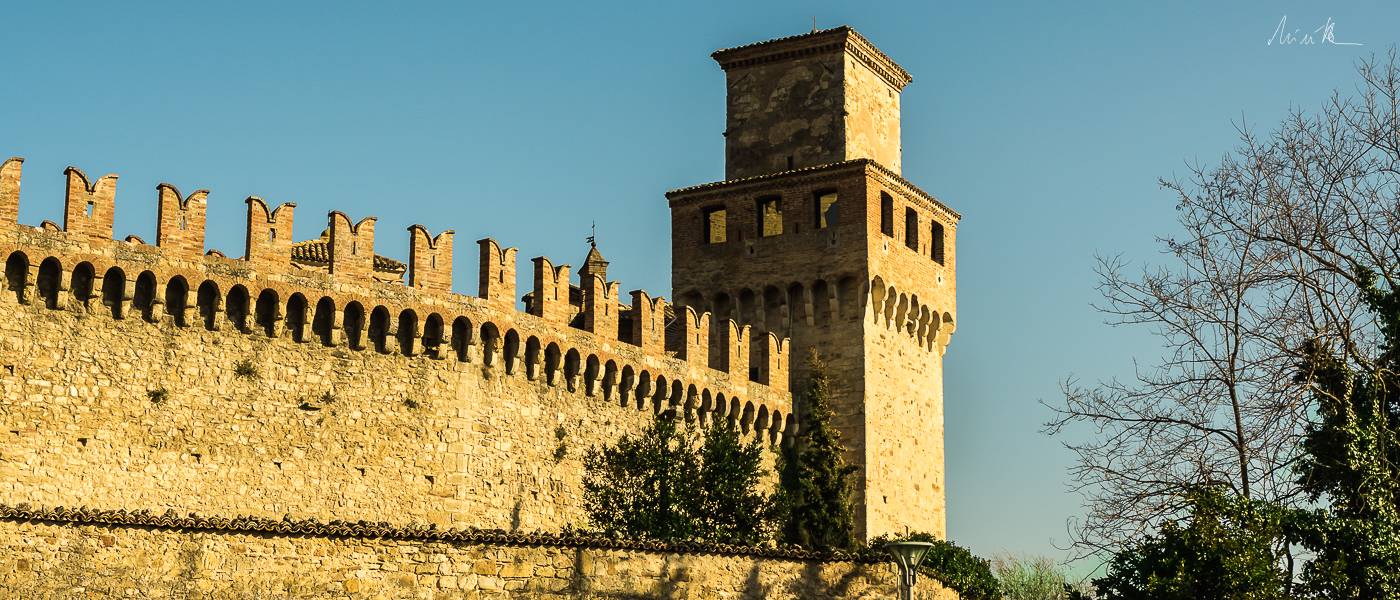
[
  {"left": 867, "top": 531, "right": 1000, "bottom": 600},
  {"left": 1092, "top": 487, "right": 1289, "bottom": 599},
  {"left": 776, "top": 349, "right": 857, "bottom": 550},
  {"left": 582, "top": 414, "right": 704, "bottom": 541},
  {"left": 582, "top": 413, "right": 776, "bottom": 543},
  {"left": 696, "top": 420, "right": 776, "bottom": 544},
  {"left": 1287, "top": 269, "right": 1400, "bottom": 597}
]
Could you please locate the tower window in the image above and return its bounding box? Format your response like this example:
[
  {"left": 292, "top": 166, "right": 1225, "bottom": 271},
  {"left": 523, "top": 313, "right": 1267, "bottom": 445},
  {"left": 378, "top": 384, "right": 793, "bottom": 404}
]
[
  {"left": 757, "top": 196, "right": 783, "bottom": 238},
  {"left": 931, "top": 221, "right": 945, "bottom": 264},
  {"left": 904, "top": 207, "right": 919, "bottom": 250},
  {"left": 814, "top": 191, "right": 838, "bottom": 229},
  {"left": 880, "top": 193, "right": 893, "bottom": 236},
  {"left": 703, "top": 207, "right": 727, "bottom": 244}
]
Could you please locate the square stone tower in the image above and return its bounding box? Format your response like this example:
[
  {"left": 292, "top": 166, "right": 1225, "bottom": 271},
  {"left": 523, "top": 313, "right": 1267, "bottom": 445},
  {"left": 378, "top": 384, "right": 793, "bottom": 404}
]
[{"left": 668, "top": 26, "right": 959, "bottom": 540}]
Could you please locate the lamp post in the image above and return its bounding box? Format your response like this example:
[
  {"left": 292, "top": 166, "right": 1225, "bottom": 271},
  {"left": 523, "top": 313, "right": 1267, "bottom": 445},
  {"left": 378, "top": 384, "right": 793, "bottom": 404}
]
[{"left": 885, "top": 540, "right": 934, "bottom": 600}]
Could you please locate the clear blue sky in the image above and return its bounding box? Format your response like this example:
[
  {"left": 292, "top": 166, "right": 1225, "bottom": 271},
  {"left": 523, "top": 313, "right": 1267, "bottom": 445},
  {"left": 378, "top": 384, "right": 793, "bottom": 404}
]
[{"left": 2, "top": 1, "right": 1391, "bottom": 565}]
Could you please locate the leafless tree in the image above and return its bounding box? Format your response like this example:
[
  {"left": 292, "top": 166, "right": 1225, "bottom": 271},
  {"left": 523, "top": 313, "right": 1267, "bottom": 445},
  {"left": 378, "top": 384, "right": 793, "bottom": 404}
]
[{"left": 1046, "top": 51, "right": 1400, "bottom": 558}]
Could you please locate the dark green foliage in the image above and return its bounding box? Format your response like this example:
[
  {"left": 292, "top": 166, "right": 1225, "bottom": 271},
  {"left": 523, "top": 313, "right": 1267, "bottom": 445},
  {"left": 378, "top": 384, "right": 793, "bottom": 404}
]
[
  {"left": 866, "top": 531, "right": 1000, "bottom": 600},
  {"left": 1092, "top": 488, "right": 1289, "bottom": 599},
  {"left": 233, "top": 359, "right": 258, "bottom": 380},
  {"left": 146, "top": 388, "right": 168, "bottom": 404},
  {"left": 553, "top": 425, "right": 568, "bottom": 462},
  {"left": 1285, "top": 269, "right": 1400, "bottom": 597},
  {"left": 583, "top": 415, "right": 703, "bottom": 541},
  {"left": 775, "top": 349, "right": 857, "bottom": 550},
  {"left": 696, "top": 420, "right": 776, "bottom": 544},
  {"left": 581, "top": 414, "right": 775, "bottom": 543}
]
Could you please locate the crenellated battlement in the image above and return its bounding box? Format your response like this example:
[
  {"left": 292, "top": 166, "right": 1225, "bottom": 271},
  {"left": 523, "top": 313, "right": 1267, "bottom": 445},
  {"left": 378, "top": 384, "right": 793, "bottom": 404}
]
[{"left": 0, "top": 156, "right": 794, "bottom": 439}]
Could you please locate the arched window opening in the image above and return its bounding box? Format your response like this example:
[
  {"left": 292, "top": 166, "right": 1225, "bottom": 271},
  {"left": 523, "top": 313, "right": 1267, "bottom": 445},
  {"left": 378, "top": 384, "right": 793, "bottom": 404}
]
[
  {"left": 312, "top": 297, "right": 336, "bottom": 346},
  {"left": 451, "top": 317, "right": 473, "bottom": 362},
  {"left": 255, "top": 289, "right": 281, "bottom": 337},
  {"left": 651, "top": 376, "right": 669, "bottom": 414},
  {"left": 133, "top": 271, "right": 158, "bottom": 322},
  {"left": 836, "top": 276, "right": 859, "bottom": 320},
  {"left": 541, "top": 343, "right": 561, "bottom": 386},
  {"left": 738, "top": 288, "right": 757, "bottom": 327},
  {"left": 684, "top": 384, "right": 698, "bottom": 419},
  {"left": 619, "top": 365, "right": 636, "bottom": 408},
  {"left": 226, "top": 285, "right": 251, "bottom": 332},
  {"left": 37, "top": 258, "right": 63, "bottom": 310},
  {"left": 634, "top": 371, "right": 652, "bottom": 411},
  {"left": 811, "top": 279, "right": 831, "bottom": 327},
  {"left": 71, "top": 262, "right": 96, "bottom": 308},
  {"left": 762, "top": 286, "right": 787, "bottom": 336},
  {"left": 503, "top": 329, "right": 521, "bottom": 374},
  {"left": 368, "top": 306, "right": 391, "bottom": 353},
  {"left": 423, "top": 313, "right": 444, "bottom": 358},
  {"left": 564, "top": 349, "right": 581, "bottom": 393},
  {"left": 4, "top": 251, "right": 28, "bottom": 303},
  {"left": 396, "top": 309, "right": 418, "bottom": 356},
  {"left": 525, "top": 337, "right": 542, "bottom": 380},
  {"left": 196, "top": 280, "right": 220, "bottom": 330},
  {"left": 164, "top": 276, "right": 190, "bottom": 326},
  {"left": 602, "top": 360, "right": 619, "bottom": 401},
  {"left": 343, "top": 302, "right": 366, "bottom": 350},
  {"left": 285, "top": 293, "right": 309, "bottom": 342},
  {"left": 103, "top": 267, "right": 127, "bottom": 319},
  {"left": 480, "top": 323, "right": 500, "bottom": 368},
  {"left": 584, "top": 355, "right": 601, "bottom": 396}
]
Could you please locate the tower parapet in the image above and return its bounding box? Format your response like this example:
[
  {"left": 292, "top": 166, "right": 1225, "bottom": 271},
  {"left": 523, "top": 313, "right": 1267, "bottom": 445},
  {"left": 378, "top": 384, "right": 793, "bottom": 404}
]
[{"left": 713, "top": 26, "right": 911, "bottom": 180}]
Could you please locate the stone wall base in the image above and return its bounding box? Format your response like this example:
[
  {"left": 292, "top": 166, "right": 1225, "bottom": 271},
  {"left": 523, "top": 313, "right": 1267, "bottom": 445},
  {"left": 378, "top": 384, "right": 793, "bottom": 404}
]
[{"left": 0, "top": 517, "right": 956, "bottom": 599}]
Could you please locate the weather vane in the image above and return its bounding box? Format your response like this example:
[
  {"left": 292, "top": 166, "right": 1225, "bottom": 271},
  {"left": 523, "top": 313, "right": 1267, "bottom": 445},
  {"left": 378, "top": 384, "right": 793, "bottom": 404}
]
[{"left": 587, "top": 221, "right": 597, "bottom": 247}]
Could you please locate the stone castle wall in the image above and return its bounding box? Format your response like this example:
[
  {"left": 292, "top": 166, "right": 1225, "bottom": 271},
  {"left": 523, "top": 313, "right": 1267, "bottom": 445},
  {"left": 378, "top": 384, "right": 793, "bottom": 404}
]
[
  {"left": 0, "top": 505, "right": 956, "bottom": 599},
  {"left": 0, "top": 156, "right": 793, "bottom": 534}
]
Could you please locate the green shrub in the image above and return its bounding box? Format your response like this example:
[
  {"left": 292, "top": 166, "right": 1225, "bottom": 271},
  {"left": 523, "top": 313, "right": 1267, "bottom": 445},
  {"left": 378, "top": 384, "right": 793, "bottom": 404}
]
[
  {"left": 867, "top": 532, "right": 1000, "bottom": 600},
  {"left": 233, "top": 359, "right": 258, "bottom": 380}
]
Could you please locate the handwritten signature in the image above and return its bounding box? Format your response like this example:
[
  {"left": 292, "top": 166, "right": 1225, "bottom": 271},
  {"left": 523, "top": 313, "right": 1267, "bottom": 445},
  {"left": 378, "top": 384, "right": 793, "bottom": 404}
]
[{"left": 1268, "top": 15, "right": 1363, "bottom": 47}]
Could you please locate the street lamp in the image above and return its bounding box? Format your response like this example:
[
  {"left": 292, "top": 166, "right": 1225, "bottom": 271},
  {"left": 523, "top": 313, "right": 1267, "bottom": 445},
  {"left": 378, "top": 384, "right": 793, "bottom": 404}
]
[{"left": 885, "top": 540, "right": 934, "bottom": 600}]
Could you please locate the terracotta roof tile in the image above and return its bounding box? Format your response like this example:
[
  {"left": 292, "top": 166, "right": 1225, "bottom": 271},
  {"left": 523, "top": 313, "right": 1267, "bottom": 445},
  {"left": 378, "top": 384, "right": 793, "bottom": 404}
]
[{"left": 290, "top": 238, "right": 405, "bottom": 274}]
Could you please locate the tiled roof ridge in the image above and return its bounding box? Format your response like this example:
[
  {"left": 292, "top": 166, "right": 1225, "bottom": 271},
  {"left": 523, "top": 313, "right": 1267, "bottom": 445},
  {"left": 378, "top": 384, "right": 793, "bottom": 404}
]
[
  {"left": 291, "top": 237, "right": 406, "bottom": 273},
  {"left": 0, "top": 502, "right": 883, "bottom": 564}
]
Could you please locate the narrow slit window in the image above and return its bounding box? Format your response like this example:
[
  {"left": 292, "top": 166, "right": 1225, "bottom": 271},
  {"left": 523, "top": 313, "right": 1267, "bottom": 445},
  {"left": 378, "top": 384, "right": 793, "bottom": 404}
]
[
  {"left": 905, "top": 208, "right": 919, "bottom": 250},
  {"left": 931, "top": 221, "right": 945, "bottom": 264},
  {"left": 879, "top": 193, "right": 893, "bottom": 236},
  {"left": 814, "top": 191, "right": 838, "bottom": 229},
  {"left": 756, "top": 196, "right": 782, "bottom": 238},
  {"left": 703, "top": 207, "right": 727, "bottom": 244}
]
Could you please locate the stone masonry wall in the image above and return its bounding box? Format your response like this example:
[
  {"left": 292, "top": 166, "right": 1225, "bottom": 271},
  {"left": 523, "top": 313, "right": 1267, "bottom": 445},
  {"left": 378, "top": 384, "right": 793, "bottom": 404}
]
[
  {"left": 0, "top": 511, "right": 957, "bottom": 599},
  {"left": 0, "top": 156, "right": 794, "bottom": 534}
]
